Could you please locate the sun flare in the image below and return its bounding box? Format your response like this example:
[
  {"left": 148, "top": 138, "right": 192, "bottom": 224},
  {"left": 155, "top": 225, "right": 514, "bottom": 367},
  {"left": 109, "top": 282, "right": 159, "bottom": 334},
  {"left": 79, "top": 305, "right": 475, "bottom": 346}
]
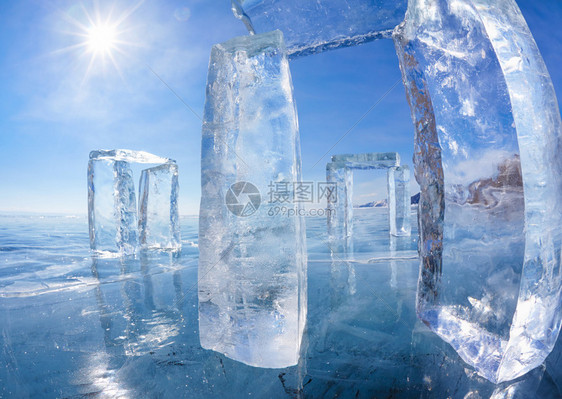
[
  {"left": 86, "top": 24, "right": 118, "bottom": 55},
  {"left": 57, "top": 2, "right": 142, "bottom": 81}
]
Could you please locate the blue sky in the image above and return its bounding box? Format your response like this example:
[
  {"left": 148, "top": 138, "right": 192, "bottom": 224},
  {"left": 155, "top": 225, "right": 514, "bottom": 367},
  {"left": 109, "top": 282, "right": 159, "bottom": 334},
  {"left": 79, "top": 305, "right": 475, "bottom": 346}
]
[{"left": 0, "top": 0, "right": 561, "bottom": 215}]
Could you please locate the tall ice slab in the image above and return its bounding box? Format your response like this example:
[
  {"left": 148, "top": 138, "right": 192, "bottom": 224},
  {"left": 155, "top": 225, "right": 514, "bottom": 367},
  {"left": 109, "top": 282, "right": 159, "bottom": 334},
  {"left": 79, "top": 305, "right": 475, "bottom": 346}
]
[
  {"left": 198, "top": 30, "right": 307, "bottom": 368},
  {"left": 326, "top": 162, "right": 353, "bottom": 252},
  {"left": 138, "top": 163, "right": 180, "bottom": 251},
  {"left": 394, "top": 0, "right": 562, "bottom": 383},
  {"left": 387, "top": 165, "right": 411, "bottom": 237}
]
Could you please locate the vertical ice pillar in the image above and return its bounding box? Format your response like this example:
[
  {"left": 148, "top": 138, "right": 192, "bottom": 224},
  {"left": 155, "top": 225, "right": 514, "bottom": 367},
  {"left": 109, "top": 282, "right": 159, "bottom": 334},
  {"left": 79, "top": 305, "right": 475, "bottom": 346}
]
[
  {"left": 387, "top": 165, "right": 411, "bottom": 237},
  {"left": 326, "top": 162, "right": 353, "bottom": 252},
  {"left": 394, "top": 0, "right": 562, "bottom": 383},
  {"left": 138, "top": 163, "right": 180, "bottom": 251},
  {"left": 198, "top": 30, "right": 307, "bottom": 368},
  {"left": 88, "top": 156, "right": 138, "bottom": 255},
  {"left": 344, "top": 166, "right": 354, "bottom": 244}
]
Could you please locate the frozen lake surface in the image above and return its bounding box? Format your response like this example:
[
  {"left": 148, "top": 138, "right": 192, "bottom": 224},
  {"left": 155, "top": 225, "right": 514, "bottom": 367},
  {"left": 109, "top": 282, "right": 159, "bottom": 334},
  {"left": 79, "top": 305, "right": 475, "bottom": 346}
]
[{"left": 1, "top": 208, "right": 561, "bottom": 398}]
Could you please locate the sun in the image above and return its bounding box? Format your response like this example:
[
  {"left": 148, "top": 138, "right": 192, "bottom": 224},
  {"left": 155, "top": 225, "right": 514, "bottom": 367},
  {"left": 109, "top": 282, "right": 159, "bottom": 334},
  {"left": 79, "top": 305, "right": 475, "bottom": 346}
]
[
  {"left": 86, "top": 23, "right": 118, "bottom": 55},
  {"left": 56, "top": 2, "right": 143, "bottom": 81}
]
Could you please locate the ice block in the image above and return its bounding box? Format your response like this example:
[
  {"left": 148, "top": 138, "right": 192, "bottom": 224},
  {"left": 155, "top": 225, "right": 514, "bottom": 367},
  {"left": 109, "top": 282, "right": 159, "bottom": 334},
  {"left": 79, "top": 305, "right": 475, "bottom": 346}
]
[
  {"left": 138, "top": 163, "right": 180, "bottom": 251},
  {"left": 198, "top": 30, "right": 307, "bottom": 368},
  {"left": 387, "top": 165, "right": 411, "bottom": 237},
  {"left": 88, "top": 149, "right": 180, "bottom": 255},
  {"left": 394, "top": 0, "right": 562, "bottom": 383},
  {"left": 231, "top": 0, "right": 407, "bottom": 57},
  {"left": 326, "top": 152, "right": 407, "bottom": 253}
]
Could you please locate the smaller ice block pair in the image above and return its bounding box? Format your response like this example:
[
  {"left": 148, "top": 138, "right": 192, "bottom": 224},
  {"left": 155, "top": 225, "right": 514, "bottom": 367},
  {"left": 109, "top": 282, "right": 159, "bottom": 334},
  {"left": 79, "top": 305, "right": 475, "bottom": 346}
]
[
  {"left": 88, "top": 149, "right": 180, "bottom": 255},
  {"left": 326, "top": 153, "right": 411, "bottom": 252}
]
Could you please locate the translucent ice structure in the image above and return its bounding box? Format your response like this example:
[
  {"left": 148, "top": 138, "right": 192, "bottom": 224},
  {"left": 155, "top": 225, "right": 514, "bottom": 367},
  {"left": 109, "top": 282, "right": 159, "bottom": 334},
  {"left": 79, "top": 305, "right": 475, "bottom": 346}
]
[
  {"left": 387, "top": 166, "right": 411, "bottom": 237},
  {"left": 231, "top": 0, "right": 407, "bottom": 57},
  {"left": 230, "top": 0, "right": 562, "bottom": 383},
  {"left": 394, "top": 0, "right": 562, "bottom": 383},
  {"left": 88, "top": 150, "right": 180, "bottom": 255},
  {"left": 326, "top": 162, "right": 353, "bottom": 252},
  {"left": 326, "top": 153, "right": 409, "bottom": 252},
  {"left": 138, "top": 164, "right": 180, "bottom": 250},
  {"left": 198, "top": 31, "right": 307, "bottom": 368},
  {"left": 331, "top": 152, "right": 399, "bottom": 169}
]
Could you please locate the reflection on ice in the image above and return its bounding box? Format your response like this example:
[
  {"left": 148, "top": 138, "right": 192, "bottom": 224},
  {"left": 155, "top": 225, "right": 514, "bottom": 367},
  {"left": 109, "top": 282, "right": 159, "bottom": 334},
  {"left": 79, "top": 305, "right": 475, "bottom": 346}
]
[
  {"left": 90, "top": 253, "right": 185, "bottom": 357},
  {"left": 74, "top": 352, "right": 131, "bottom": 398},
  {"left": 1, "top": 216, "right": 561, "bottom": 396}
]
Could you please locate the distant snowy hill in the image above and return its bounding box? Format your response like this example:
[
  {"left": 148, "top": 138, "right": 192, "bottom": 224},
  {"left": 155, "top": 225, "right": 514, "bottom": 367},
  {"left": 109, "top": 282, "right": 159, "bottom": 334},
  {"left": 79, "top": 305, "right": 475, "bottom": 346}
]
[
  {"left": 357, "top": 199, "right": 388, "bottom": 208},
  {"left": 356, "top": 192, "right": 420, "bottom": 208}
]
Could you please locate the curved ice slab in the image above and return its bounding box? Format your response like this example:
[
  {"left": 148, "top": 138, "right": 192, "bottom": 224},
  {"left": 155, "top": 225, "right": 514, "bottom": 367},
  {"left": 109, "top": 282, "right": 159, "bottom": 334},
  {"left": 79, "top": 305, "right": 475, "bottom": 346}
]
[
  {"left": 394, "top": 0, "right": 562, "bottom": 383},
  {"left": 231, "top": 0, "right": 407, "bottom": 57},
  {"left": 88, "top": 150, "right": 180, "bottom": 255},
  {"left": 198, "top": 30, "right": 307, "bottom": 368}
]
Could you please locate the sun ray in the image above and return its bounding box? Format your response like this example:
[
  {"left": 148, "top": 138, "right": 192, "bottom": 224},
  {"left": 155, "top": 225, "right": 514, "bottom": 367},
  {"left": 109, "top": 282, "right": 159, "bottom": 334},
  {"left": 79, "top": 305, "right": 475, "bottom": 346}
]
[
  {"left": 113, "top": 0, "right": 145, "bottom": 27},
  {"left": 81, "top": 51, "right": 98, "bottom": 87},
  {"left": 105, "top": 3, "right": 116, "bottom": 26},
  {"left": 50, "top": 41, "right": 90, "bottom": 56},
  {"left": 107, "top": 50, "right": 125, "bottom": 83},
  {"left": 56, "top": 8, "right": 89, "bottom": 33},
  {"left": 81, "top": 3, "right": 97, "bottom": 30}
]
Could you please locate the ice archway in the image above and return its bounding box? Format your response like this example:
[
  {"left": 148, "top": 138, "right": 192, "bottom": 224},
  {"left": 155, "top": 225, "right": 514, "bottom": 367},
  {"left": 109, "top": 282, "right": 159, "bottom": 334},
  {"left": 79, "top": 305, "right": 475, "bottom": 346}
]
[
  {"left": 325, "top": 153, "right": 411, "bottom": 253},
  {"left": 230, "top": 0, "right": 562, "bottom": 383}
]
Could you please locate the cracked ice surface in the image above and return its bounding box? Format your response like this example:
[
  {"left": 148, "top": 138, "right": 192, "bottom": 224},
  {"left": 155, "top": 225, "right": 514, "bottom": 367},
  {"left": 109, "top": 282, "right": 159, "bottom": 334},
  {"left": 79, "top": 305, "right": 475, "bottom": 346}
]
[
  {"left": 198, "top": 31, "right": 307, "bottom": 368},
  {"left": 394, "top": 0, "right": 562, "bottom": 383}
]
